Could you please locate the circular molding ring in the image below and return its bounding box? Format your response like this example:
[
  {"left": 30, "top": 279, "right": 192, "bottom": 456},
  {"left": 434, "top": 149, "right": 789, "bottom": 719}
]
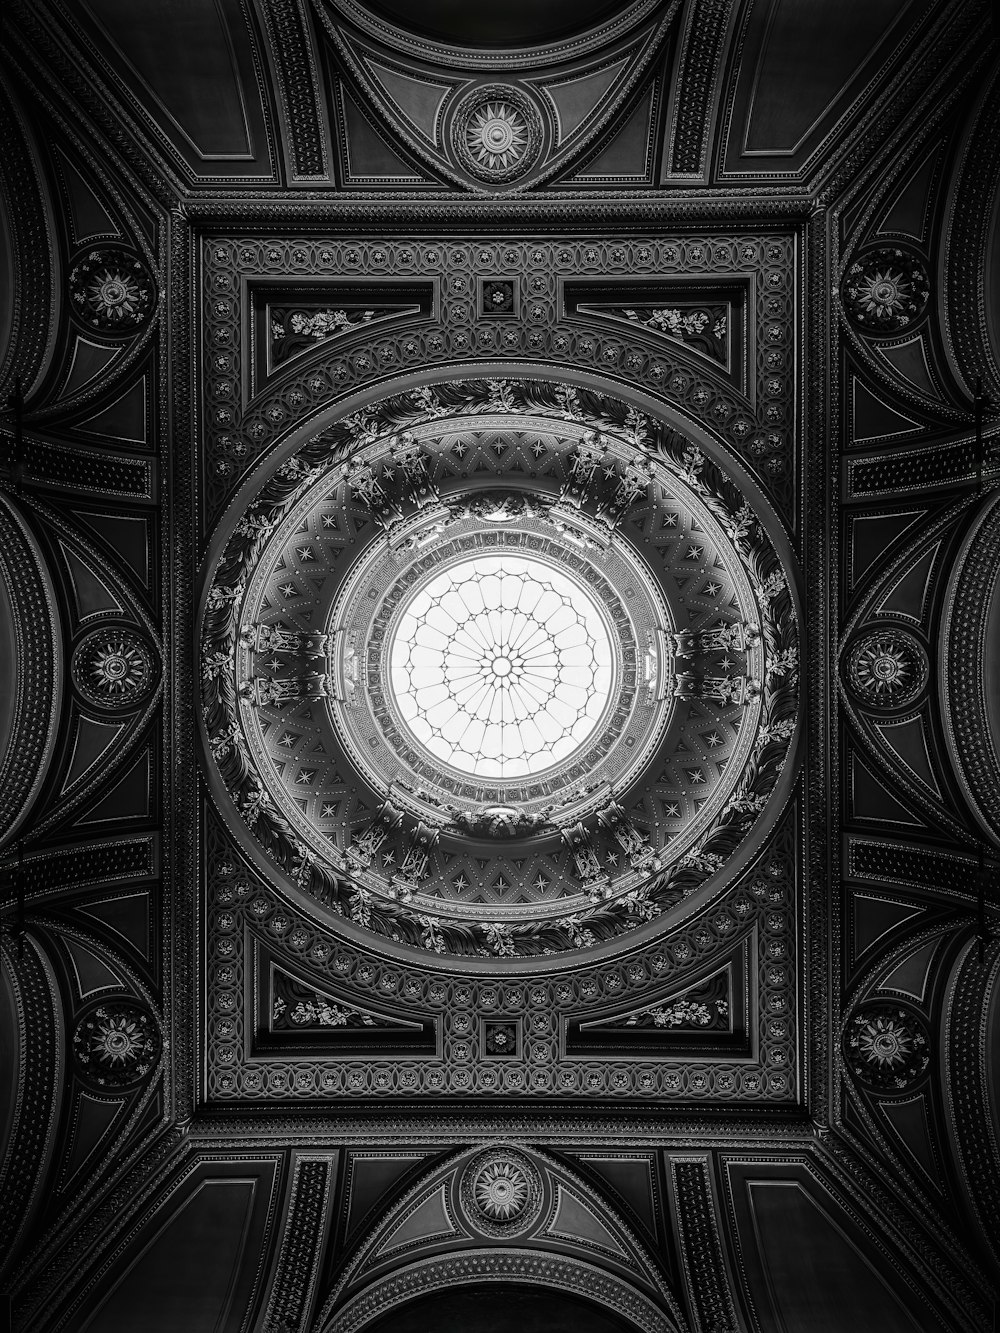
[
  {"left": 459, "top": 1146, "right": 544, "bottom": 1238},
  {"left": 201, "top": 375, "right": 800, "bottom": 959},
  {"left": 71, "top": 999, "right": 161, "bottom": 1089},
  {"left": 842, "top": 1000, "right": 930, "bottom": 1093},
  {"left": 451, "top": 84, "right": 544, "bottom": 183},
  {"left": 0, "top": 494, "right": 61, "bottom": 848},
  {"left": 71, "top": 626, "right": 157, "bottom": 711},
  {"left": 324, "top": 1248, "right": 676, "bottom": 1333},
  {"left": 68, "top": 246, "right": 155, "bottom": 333},
  {"left": 841, "top": 246, "right": 930, "bottom": 335},
  {"left": 844, "top": 626, "right": 929, "bottom": 711}
]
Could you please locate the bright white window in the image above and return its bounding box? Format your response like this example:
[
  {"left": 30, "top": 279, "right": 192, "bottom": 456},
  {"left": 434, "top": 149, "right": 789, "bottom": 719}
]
[{"left": 389, "top": 555, "right": 613, "bottom": 778}]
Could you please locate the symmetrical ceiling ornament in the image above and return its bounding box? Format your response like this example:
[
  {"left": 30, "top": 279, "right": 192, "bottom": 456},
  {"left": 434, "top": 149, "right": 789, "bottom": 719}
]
[
  {"left": 71, "top": 627, "right": 156, "bottom": 710},
  {"left": 460, "top": 1147, "right": 543, "bottom": 1237},
  {"left": 200, "top": 231, "right": 797, "bottom": 525},
  {"left": 202, "top": 377, "right": 800, "bottom": 957},
  {"left": 70, "top": 1000, "right": 161, "bottom": 1089},
  {"left": 5, "top": 0, "right": 1000, "bottom": 1326},
  {"left": 68, "top": 247, "right": 155, "bottom": 332},
  {"left": 385, "top": 551, "right": 614, "bottom": 777},
  {"left": 845, "top": 628, "right": 929, "bottom": 710},
  {"left": 320, "top": 1141, "right": 681, "bottom": 1333},
  {"left": 318, "top": 1, "right": 676, "bottom": 192},
  {"left": 843, "top": 1002, "right": 930, "bottom": 1093},
  {"left": 451, "top": 84, "right": 543, "bottom": 183},
  {"left": 841, "top": 247, "right": 930, "bottom": 335}
]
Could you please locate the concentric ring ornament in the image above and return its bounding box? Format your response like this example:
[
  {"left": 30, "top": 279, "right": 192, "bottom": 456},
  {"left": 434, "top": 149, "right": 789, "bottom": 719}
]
[{"left": 201, "top": 380, "right": 800, "bottom": 956}]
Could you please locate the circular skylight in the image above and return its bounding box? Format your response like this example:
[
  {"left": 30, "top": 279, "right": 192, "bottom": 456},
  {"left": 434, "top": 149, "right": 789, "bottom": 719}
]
[{"left": 389, "top": 554, "right": 614, "bottom": 778}]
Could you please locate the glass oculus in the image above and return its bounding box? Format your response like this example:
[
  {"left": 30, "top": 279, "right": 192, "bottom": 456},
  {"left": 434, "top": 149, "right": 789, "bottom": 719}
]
[
  {"left": 203, "top": 388, "right": 798, "bottom": 956},
  {"left": 388, "top": 553, "right": 614, "bottom": 780}
]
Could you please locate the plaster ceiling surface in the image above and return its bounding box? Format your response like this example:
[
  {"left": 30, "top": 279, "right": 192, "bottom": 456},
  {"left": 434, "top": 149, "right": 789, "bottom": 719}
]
[
  {"left": 203, "top": 391, "right": 798, "bottom": 958},
  {"left": 1, "top": 1, "right": 1000, "bottom": 1332},
  {"left": 355, "top": 0, "right": 638, "bottom": 48}
]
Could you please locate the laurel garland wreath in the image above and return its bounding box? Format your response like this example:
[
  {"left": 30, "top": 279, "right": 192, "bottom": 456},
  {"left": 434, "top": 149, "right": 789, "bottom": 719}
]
[{"left": 202, "top": 378, "right": 799, "bottom": 956}]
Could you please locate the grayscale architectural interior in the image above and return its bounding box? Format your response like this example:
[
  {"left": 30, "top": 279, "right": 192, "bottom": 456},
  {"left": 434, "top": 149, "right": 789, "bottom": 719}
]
[{"left": 1, "top": 1, "right": 999, "bottom": 1329}]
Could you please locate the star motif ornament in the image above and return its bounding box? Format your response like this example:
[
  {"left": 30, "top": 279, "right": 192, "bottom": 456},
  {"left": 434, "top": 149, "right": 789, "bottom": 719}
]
[
  {"left": 462, "top": 1149, "right": 543, "bottom": 1236},
  {"left": 844, "top": 1003, "right": 930, "bottom": 1091},
  {"left": 72, "top": 628, "right": 155, "bottom": 710},
  {"left": 847, "top": 629, "right": 927, "bottom": 709},
  {"left": 69, "top": 247, "right": 154, "bottom": 330},
  {"left": 853, "top": 268, "right": 912, "bottom": 321},
  {"left": 857, "top": 1014, "right": 912, "bottom": 1067},
  {"left": 72, "top": 1002, "right": 161, "bottom": 1088},
  {"left": 842, "top": 247, "right": 929, "bottom": 332},
  {"left": 453, "top": 85, "right": 542, "bottom": 183},
  {"left": 474, "top": 1160, "right": 528, "bottom": 1219},
  {"left": 468, "top": 102, "right": 527, "bottom": 171}
]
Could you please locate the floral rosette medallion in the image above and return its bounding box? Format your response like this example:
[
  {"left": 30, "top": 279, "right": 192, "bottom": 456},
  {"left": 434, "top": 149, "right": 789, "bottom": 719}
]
[
  {"left": 460, "top": 1147, "right": 543, "bottom": 1238},
  {"left": 452, "top": 84, "right": 543, "bottom": 184},
  {"left": 72, "top": 627, "right": 156, "bottom": 710},
  {"left": 841, "top": 247, "right": 930, "bottom": 334},
  {"left": 845, "top": 628, "right": 928, "bottom": 710},
  {"left": 72, "top": 1001, "right": 161, "bottom": 1088},
  {"left": 69, "top": 246, "right": 155, "bottom": 331},
  {"left": 843, "top": 1003, "right": 930, "bottom": 1092}
]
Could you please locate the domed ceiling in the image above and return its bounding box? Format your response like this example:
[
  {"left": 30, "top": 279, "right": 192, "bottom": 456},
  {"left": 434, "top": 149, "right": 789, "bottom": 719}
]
[
  {"left": 1, "top": 1, "right": 999, "bottom": 1331},
  {"left": 203, "top": 381, "right": 799, "bottom": 958},
  {"left": 358, "top": 0, "right": 634, "bottom": 47}
]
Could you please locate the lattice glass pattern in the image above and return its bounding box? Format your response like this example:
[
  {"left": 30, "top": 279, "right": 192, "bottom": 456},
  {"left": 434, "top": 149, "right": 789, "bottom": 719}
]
[{"left": 389, "top": 555, "right": 613, "bottom": 778}]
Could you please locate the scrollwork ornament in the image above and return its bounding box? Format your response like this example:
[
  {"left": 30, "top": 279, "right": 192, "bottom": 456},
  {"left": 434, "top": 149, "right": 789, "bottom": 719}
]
[
  {"left": 72, "top": 1001, "right": 161, "bottom": 1088},
  {"left": 460, "top": 1147, "right": 543, "bottom": 1238},
  {"left": 69, "top": 247, "right": 155, "bottom": 331},
  {"left": 73, "top": 628, "right": 156, "bottom": 709},
  {"left": 452, "top": 84, "right": 543, "bottom": 184},
  {"left": 843, "top": 1003, "right": 930, "bottom": 1092},
  {"left": 846, "top": 629, "right": 927, "bottom": 709},
  {"left": 841, "top": 247, "right": 929, "bottom": 333}
]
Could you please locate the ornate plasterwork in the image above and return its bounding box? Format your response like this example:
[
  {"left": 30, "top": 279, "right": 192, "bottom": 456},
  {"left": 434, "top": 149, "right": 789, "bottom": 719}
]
[
  {"left": 321, "top": 1142, "right": 680, "bottom": 1333},
  {"left": 193, "top": 223, "right": 802, "bottom": 1114},
  {"left": 452, "top": 85, "right": 543, "bottom": 183},
  {"left": 71, "top": 1001, "right": 161, "bottom": 1089},
  {"left": 619, "top": 303, "right": 729, "bottom": 363},
  {"left": 322, "top": 490, "right": 665, "bottom": 817},
  {"left": 461, "top": 1147, "right": 543, "bottom": 1237},
  {"left": 845, "top": 629, "right": 928, "bottom": 710},
  {"left": 202, "top": 379, "right": 799, "bottom": 958},
  {"left": 68, "top": 246, "right": 155, "bottom": 331},
  {"left": 318, "top": 3, "right": 677, "bottom": 194},
  {"left": 203, "top": 805, "right": 798, "bottom": 1103},
  {"left": 325, "top": 1250, "right": 678, "bottom": 1333},
  {"left": 71, "top": 628, "right": 156, "bottom": 710},
  {"left": 200, "top": 229, "right": 798, "bottom": 527},
  {"left": 11, "top": 0, "right": 1000, "bottom": 1317},
  {"left": 843, "top": 1002, "right": 930, "bottom": 1092},
  {"left": 941, "top": 493, "right": 1000, "bottom": 840},
  {"left": 0, "top": 495, "right": 61, "bottom": 847},
  {"left": 841, "top": 247, "right": 930, "bottom": 334}
]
